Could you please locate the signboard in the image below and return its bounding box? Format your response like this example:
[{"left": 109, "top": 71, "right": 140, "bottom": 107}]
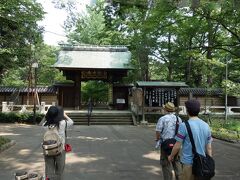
[
  {"left": 81, "top": 70, "right": 107, "bottom": 79},
  {"left": 145, "top": 88, "right": 177, "bottom": 107},
  {"left": 116, "top": 98, "right": 125, "bottom": 104},
  {"left": 108, "top": 84, "right": 113, "bottom": 104}
]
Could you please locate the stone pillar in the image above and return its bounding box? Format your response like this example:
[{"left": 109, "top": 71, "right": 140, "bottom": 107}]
[
  {"left": 141, "top": 87, "right": 148, "bottom": 124},
  {"left": 40, "top": 102, "right": 46, "bottom": 114},
  {"left": 9, "top": 102, "right": 14, "bottom": 111},
  {"left": 2, "top": 102, "right": 8, "bottom": 112},
  {"left": 20, "top": 105, "right": 27, "bottom": 113}
]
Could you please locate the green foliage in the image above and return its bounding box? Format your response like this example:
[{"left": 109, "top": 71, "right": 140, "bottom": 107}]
[
  {"left": 0, "top": 112, "right": 44, "bottom": 124},
  {"left": 210, "top": 118, "right": 240, "bottom": 141},
  {"left": 2, "top": 0, "right": 240, "bottom": 92},
  {"left": 81, "top": 81, "right": 108, "bottom": 103},
  {"left": 0, "top": 0, "right": 45, "bottom": 82},
  {"left": 211, "top": 128, "right": 239, "bottom": 141},
  {"left": 65, "top": 1, "right": 126, "bottom": 45},
  {"left": 222, "top": 80, "right": 240, "bottom": 97},
  {"left": 1, "top": 67, "right": 26, "bottom": 86},
  {"left": 210, "top": 118, "right": 240, "bottom": 131},
  {"left": 0, "top": 136, "right": 10, "bottom": 148},
  {"left": 1, "top": 44, "right": 65, "bottom": 86},
  {"left": 228, "top": 58, "right": 240, "bottom": 84},
  {"left": 36, "top": 44, "right": 65, "bottom": 85}
]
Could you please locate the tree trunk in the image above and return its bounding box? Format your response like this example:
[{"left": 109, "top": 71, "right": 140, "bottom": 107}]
[
  {"left": 185, "top": 37, "right": 193, "bottom": 84},
  {"left": 206, "top": 10, "right": 214, "bottom": 87},
  {"left": 167, "top": 33, "right": 173, "bottom": 81},
  {"left": 138, "top": 47, "right": 149, "bottom": 81},
  {"left": 191, "top": 0, "right": 200, "bottom": 9}
]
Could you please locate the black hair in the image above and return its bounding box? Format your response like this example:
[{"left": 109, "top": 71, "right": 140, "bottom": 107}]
[{"left": 185, "top": 99, "right": 201, "bottom": 116}]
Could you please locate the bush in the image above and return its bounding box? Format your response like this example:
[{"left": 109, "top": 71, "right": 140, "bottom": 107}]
[
  {"left": 0, "top": 136, "right": 11, "bottom": 148},
  {"left": 0, "top": 112, "right": 44, "bottom": 124},
  {"left": 209, "top": 118, "right": 240, "bottom": 141}
]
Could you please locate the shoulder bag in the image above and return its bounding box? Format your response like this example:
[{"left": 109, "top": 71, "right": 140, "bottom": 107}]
[{"left": 65, "top": 120, "right": 72, "bottom": 152}]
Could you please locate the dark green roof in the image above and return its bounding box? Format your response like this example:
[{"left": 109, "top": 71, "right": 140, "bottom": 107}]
[
  {"left": 179, "top": 88, "right": 222, "bottom": 96},
  {"left": 136, "top": 81, "right": 188, "bottom": 87},
  {"left": 54, "top": 45, "right": 132, "bottom": 70},
  {"left": 0, "top": 86, "right": 56, "bottom": 94}
]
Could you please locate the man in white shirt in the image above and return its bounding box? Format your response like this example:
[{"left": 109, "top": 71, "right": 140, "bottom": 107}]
[{"left": 156, "top": 102, "right": 182, "bottom": 180}]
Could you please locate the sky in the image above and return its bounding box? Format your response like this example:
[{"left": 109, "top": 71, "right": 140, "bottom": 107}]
[{"left": 38, "top": 0, "right": 94, "bottom": 46}]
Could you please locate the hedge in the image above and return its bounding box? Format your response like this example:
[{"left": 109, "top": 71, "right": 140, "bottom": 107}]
[
  {"left": 0, "top": 112, "right": 44, "bottom": 124},
  {"left": 0, "top": 136, "right": 11, "bottom": 149}
]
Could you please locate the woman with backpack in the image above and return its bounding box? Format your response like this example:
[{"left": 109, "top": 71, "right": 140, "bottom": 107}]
[{"left": 42, "top": 106, "right": 74, "bottom": 180}]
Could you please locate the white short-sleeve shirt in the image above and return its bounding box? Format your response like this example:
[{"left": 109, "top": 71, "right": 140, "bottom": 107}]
[{"left": 156, "top": 113, "right": 182, "bottom": 141}]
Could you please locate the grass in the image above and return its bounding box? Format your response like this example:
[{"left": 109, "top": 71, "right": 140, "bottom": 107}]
[{"left": 0, "top": 136, "right": 11, "bottom": 148}]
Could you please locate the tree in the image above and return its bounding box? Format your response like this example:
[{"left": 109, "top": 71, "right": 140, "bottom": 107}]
[
  {"left": 0, "top": 0, "right": 44, "bottom": 83},
  {"left": 35, "top": 44, "right": 65, "bottom": 85},
  {"left": 53, "top": 0, "right": 240, "bottom": 91},
  {"left": 1, "top": 44, "right": 65, "bottom": 86},
  {"left": 145, "top": 0, "right": 240, "bottom": 88}
]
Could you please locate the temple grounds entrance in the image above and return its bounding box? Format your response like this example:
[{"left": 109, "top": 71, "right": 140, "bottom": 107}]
[{"left": 54, "top": 45, "right": 132, "bottom": 110}]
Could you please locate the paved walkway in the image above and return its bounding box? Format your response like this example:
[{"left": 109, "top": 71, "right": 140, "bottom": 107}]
[{"left": 0, "top": 124, "right": 240, "bottom": 180}]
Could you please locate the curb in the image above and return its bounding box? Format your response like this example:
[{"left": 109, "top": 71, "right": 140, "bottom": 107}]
[
  {"left": 0, "top": 140, "right": 16, "bottom": 153},
  {"left": 212, "top": 136, "right": 236, "bottom": 143}
]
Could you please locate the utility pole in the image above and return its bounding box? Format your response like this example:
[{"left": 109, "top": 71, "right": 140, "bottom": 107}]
[
  {"left": 32, "top": 62, "right": 38, "bottom": 124},
  {"left": 224, "top": 56, "right": 229, "bottom": 123}
]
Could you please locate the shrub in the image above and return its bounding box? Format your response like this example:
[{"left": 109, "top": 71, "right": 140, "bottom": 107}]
[
  {"left": 0, "top": 136, "right": 11, "bottom": 148},
  {"left": 209, "top": 118, "right": 240, "bottom": 141},
  {"left": 0, "top": 112, "right": 44, "bottom": 124}
]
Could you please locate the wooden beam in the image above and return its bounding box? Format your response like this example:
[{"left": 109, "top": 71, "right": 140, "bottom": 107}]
[{"left": 74, "top": 72, "right": 81, "bottom": 110}]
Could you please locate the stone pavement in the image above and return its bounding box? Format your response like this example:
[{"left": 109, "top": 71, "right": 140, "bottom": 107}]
[{"left": 0, "top": 124, "right": 240, "bottom": 180}]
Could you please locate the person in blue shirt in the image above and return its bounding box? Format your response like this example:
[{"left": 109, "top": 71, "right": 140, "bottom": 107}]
[{"left": 168, "top": 99, "right": 213, "bottom": 180}]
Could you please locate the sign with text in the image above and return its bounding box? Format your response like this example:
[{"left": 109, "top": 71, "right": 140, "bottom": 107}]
[
  {"left": 145, "top": 88, "right": 177, "bottom": 107},
  {"left": 81, "top": 70, "right": 107, "bottom": 79}
]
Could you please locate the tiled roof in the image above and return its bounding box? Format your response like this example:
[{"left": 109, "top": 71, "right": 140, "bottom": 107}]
[
  {"left": 54, "top": 45, "right": 132, "bottom": 70},
  {"left": 0, "top": 86, "right": 223, "bottom": 96},
  {"left": 179, "top": 88, "right": 223, "bottom": 96},
  {"left": 0, "top": 86, "right": 57, "bottom": 94},
  {"left": 136, "top": 81, "right": 188, "bottom": 87}
]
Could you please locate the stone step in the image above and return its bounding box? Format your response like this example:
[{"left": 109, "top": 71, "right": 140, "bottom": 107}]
[
  {"left": 67, "top": 110, "right": 134, "bottom": 125},
  {"left": 72, "top": 118, "right": 132, "bottom": 122},
  {"left": 74, "top": 121, "right": 134, "bottom": 125}
]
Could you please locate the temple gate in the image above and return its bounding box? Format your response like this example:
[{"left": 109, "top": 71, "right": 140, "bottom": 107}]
[{"left": 53, "top": 45, "right": 132, "bottom": 110}]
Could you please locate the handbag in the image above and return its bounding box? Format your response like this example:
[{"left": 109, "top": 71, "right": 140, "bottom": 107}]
[
  {"left": 185, "top": 121, "right": 215, "bottom": 178},
  {"left": 161, "top": 115, "right": 179, "bottom": 155},
  {"left": 65, "top": 120, "right": 72, "bottom": 153},
  {"left": 65, "top": 143, "right": 72, "bottom": 152}
]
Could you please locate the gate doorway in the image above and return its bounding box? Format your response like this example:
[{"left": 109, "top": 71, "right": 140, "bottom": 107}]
[{"left": 81, "top": 81, "right": 108, "bottom": 109}]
